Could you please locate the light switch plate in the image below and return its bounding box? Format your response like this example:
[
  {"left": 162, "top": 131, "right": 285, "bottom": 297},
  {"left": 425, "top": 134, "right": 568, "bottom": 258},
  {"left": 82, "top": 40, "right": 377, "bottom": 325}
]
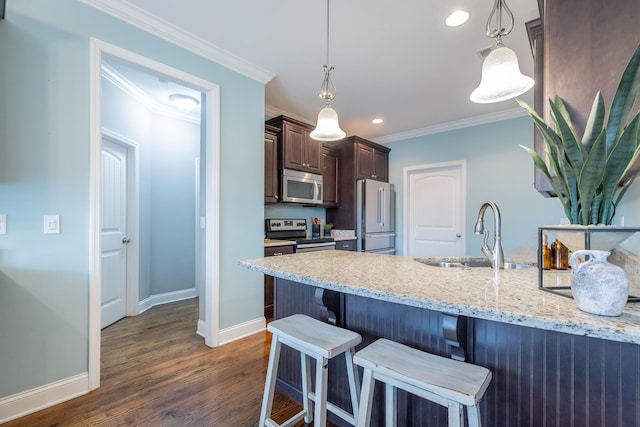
[
  {"left": 0, "top": 214, "right": 6, "bottom": 235},
  {"left": 44, "top": 215, "right": 60, "bottom": 234}
]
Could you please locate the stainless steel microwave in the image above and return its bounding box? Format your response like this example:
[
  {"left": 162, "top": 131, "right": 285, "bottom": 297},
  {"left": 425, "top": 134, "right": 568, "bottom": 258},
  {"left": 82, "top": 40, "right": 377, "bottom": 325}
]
[{"left": 282, "top": 169, "right": 323, "bottom": 205}]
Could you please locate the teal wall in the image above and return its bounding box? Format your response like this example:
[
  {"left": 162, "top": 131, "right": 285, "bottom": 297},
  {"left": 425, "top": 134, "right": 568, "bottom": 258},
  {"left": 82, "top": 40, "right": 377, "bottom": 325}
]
[
  {"left": 388, "top": 116, "right": 570, "bottom": 256},
  {"left": 0, "top": 0, "right": 264, "bottom": 398}
]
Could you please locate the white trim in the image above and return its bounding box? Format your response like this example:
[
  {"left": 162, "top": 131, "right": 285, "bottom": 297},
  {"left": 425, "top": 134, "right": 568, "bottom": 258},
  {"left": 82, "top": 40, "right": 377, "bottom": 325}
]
[
  {"left": 89, "top": 38, "right": 222, "bottom": 397},
  {"left": 89, "top": 37, "right": 103, "bottom": 392},
  {"left": 102, "top": 129, "right": 141, "bottom": 318},
  {"left": 403, "top": 160, "right": 467, "bottom": 257},
  {"left": 217, "top": 317, "right": 266, "bottom": 346},
  {"left": 102, "top": 62, "right": 201, "bottom": 125},
  {"left": 0, "top": 374, "right": 88, "bottom": 424},
  {"left": 196, "top": 319, "right": 207, "bottom": 339},
  {"left": 204, "top": 81, "right": 221, "bottom": 348},
  {"left": 137, "top": 289, "right": 197, "bottom": 314},
  {"left": 372, "top": 108, "right": 527, "bottom": 145},
  {"left": 80, "top": 0, "right": 274, "bottom": 84}
]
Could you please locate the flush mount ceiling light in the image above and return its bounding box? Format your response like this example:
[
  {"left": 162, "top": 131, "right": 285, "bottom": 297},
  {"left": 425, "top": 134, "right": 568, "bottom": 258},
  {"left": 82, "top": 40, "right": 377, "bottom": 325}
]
[
  {"left": 470, "top": 0, "right": 534, "bottom": 103},
  {"left": 371, "top": 118, "right": 384, "bottom": 124},
  {"left": 310, "top": 0, "right": 346, "bottom": 142},
  {"left": 169, "top": 94, "right": 200, "bottom": 111},
  {"left": 445, "top": 10, "right": 470, "bottom": 27}
]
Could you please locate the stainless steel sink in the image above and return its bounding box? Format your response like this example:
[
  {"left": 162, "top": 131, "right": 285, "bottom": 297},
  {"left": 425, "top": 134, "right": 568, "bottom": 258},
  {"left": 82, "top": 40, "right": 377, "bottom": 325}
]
[{"left": 415, "top": 259, "right": 530, "bottom": 270}]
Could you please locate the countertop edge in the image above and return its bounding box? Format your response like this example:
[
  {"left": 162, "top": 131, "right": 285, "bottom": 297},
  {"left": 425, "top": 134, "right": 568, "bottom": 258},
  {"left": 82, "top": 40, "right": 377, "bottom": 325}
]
[{"left": 239, "top": 256, "right": 640, "bottom": 345}]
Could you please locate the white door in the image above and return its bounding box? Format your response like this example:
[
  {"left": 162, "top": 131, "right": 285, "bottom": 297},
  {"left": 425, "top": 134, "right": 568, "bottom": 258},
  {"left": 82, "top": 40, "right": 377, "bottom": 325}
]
[
  {"left": 404, "top": 161, "right": 465, "bottom": 256},
  {"left": 101, "top": 139, "right": 129, "bottom": 328}
]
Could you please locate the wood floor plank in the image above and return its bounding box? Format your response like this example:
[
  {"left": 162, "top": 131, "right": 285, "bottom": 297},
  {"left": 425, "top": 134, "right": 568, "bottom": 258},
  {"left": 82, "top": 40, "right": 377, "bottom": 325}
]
[{"left": 2, "top": 299, "right": 326, "bottom": 427}]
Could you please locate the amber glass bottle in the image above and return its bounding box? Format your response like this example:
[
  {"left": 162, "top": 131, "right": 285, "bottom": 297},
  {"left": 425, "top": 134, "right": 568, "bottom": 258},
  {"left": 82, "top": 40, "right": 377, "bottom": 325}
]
[
  {"left": 541, "top": 234, "right": 551, "bottom": 270},
  {"left": 554, "top": 239, "right": 569, "bottom": 270}
]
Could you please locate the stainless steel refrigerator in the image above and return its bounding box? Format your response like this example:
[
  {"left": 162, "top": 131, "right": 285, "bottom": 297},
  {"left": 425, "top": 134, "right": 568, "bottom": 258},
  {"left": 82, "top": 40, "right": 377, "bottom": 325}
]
[{"left": 356, "top": 179, "right": 396, "bottom": 254}]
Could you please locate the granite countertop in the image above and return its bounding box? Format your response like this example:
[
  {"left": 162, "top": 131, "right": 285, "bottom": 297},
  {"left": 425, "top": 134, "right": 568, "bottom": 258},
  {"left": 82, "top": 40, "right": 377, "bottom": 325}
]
[{"left": 240, "top": 250, "right": 640, "bottom": 345}]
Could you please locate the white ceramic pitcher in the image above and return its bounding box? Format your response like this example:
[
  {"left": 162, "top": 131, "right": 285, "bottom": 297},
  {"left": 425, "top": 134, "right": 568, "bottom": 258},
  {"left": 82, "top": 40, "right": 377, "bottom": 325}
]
[{"left": 569, "top": 250, "right": 629, "bottom": 316}]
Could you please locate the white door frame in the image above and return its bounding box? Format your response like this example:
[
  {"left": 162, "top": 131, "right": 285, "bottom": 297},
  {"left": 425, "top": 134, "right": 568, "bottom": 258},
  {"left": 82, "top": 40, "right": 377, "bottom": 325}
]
[
  {"left": 102, "top": 129, "right": 140, "bottom": 319},
  {"left": 403, "top": 160, "right": 466, "bottom": 256},
  {"left": 89, "top": 38, "right": 221, "bottom": 391}
]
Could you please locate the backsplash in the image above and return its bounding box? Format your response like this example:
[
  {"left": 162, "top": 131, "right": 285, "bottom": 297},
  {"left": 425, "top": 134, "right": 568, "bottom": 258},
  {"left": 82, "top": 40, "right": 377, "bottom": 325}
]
[{"left": 611, "top": 248, "right": 640, "bottom": 297}]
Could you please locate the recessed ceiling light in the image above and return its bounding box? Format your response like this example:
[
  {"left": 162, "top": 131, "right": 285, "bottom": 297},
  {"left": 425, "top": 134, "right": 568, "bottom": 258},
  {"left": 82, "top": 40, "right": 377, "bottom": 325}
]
[
  {"left": 372, "top": 118, "right": 383, "bottom": 124},
  {"left": 445, "top": 10, "right": 470, "bottom": 27}
]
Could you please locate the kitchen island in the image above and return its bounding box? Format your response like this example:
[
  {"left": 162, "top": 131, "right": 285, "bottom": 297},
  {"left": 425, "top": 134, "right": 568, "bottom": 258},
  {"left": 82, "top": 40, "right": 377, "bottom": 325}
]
[{"left": 241, "top": 251, "right": 640, "bottom": 427}]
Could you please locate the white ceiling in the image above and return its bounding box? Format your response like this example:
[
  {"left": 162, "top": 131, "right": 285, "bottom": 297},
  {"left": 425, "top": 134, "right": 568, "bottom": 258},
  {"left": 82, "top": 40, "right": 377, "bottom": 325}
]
[{"left": 91, "top": 0, "right": 540, "bottom": 142}]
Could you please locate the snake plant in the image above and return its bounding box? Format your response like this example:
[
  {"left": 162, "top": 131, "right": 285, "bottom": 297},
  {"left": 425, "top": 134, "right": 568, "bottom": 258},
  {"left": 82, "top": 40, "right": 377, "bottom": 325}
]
[{"left": 518, "top": 43, "right": 640, "bottom": 225}]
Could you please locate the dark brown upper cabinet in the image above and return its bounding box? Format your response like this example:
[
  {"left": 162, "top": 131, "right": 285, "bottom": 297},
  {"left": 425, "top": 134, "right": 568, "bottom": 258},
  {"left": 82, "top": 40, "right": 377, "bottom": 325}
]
[
  {"left": 266, "top": 115, "right": 321, "bottom": 174},
  {"left": 355, "top": 139, "right": 389, "bottom": 182}
]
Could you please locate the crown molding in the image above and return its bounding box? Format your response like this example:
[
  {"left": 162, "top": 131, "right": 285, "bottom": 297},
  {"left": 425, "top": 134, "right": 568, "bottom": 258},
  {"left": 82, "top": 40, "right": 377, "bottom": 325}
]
[
  {"left": 102, "top": 62, "right": 200, "bottom": 124},
  {"left": 81, "top": 0, "right": 275, "bottom": 85},
  {"left": 371, "top": 107, "right": 528, "bottom": 144},
  {"left": 264, "top": 104, "right": 314, "bottom": 127}
]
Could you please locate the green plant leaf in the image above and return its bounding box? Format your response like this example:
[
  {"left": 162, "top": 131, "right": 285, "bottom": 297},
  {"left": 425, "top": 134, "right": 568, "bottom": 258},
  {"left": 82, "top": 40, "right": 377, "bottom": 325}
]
[
  {"left": 577, "top": 129, "right": 606, "bottom": 224},
  {"left": 549, "top": 99, "right": 585, "bottom": 174},
  {"left": 516, "top": 98, "right": 562, "bottom": 149},
  {"left": 551, "top": 96, "right": 576, "bottom": 135},
  {"left": 519, "top": 144, "right": 570, "bottom": 206},
  {"left": 599, "top": 114, "right": 640, "bottom": 223},
  {"left": 557, "top": 149, "right": 579, "bottom": 223},
  {"left": 583, "top": 92, "right": 605, "bottom": 152},
  {"left": 607, "top": 43, "right": 640, "bottom": 153}
]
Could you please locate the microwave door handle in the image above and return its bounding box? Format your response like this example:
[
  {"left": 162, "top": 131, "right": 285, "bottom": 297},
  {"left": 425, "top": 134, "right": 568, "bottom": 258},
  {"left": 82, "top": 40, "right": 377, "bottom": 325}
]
[{"left": 314, "top": 181, "right": 320, "bottom": 203}]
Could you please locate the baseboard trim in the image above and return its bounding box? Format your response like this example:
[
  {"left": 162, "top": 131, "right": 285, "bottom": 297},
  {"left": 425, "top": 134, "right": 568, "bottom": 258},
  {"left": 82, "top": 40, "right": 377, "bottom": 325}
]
[
  {"left": 0, "top": 373, "right": 88, "bottom": 424},
  {"left": 138, "top": 288, "right": 197, "bottom": 314},
  {"left": 196, "top": 319, "right": 206, "bottom": 339},
  {"left": 217, "top": 316, "right": 266, "bottom": 346}
]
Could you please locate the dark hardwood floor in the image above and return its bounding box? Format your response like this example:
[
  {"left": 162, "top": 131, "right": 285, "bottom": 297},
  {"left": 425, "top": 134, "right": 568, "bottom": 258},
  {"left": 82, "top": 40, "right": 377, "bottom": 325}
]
[{"left": 3, "top": 299, "right": 316, "bottom": 426}]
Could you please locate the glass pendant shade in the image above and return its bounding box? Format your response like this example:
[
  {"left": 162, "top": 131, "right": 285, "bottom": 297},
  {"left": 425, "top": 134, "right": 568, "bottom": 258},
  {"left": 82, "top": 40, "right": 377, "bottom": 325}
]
[
  {"left": 310, "top": 106, "right": 346, "bottom": 141},
  {"left": 470, "top": 45, "right": 534, "bottom": 103}
]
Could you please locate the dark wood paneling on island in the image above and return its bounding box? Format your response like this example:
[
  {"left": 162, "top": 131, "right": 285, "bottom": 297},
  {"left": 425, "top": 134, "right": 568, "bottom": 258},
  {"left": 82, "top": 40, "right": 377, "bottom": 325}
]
[{"left": 273, "top": 278, "right": 640, "bottom": 427}]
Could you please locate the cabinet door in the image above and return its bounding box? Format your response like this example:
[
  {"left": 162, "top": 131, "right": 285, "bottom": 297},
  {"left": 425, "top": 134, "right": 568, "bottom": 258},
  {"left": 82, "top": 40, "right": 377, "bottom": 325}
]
[
  {"left": 374, "top": 149, "right": 388, "bottom": 182},
  {"left": 356, "top": 143, "right": 375, "bottom": 179},
  {"left": 282, "top": 122, "right": 307, "bottom": 171},
  {"left": 322, "top": 147, "right": 339, "bottom": 207},
  {"left": 305, "top": 135, "right": 322, "bottom": 173},
  {"left": 264, "top": 245, "right": 294, "bottom": 317},
  {"left": 264, "top": 130, "right": 279, "bottom": 203}
]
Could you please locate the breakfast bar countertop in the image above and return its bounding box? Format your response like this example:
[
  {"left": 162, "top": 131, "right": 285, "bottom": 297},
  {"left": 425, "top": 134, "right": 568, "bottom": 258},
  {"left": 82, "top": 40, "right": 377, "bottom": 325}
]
[{"left": 240, "top": 250, "right": 640, "bottom": 345}]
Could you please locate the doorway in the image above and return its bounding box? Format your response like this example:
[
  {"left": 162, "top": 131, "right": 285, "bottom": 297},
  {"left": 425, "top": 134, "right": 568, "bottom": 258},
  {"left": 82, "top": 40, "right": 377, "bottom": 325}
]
[
  {"left": 89, "top": 38, "right": 221, "bottom": 391},
  {"left": 403, "top": 161, "right": 466, "bottom": 256}
]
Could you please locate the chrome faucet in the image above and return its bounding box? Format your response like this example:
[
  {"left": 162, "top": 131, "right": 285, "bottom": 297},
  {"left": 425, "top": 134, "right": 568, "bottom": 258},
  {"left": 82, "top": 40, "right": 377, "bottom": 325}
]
[{"left": 474, "top": 201, "right": 504, "bottom": 269}]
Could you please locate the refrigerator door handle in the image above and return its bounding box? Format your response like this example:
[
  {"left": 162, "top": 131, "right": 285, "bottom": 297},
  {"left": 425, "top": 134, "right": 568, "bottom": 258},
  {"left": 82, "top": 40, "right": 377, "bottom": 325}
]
[
  {"left": 377, "top": 187, "right": 384, "bottom": 227},
  {"left": 381, "top": 187, "right": 385, "bottom": 227},
  {"left": 366, "top": 233, "right": 396, "bottom": 238}
]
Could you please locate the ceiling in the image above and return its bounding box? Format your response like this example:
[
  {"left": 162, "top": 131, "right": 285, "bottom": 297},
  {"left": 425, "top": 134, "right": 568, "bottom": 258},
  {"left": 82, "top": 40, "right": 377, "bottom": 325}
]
[{"left": 92, "top": 0, "right": 540, "bottom": 142}]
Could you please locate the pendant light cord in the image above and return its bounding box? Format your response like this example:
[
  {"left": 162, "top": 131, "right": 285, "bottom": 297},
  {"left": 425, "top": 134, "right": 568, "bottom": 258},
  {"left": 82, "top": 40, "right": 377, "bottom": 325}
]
[{"left": 325, "top": 0, "right": 330, "bottom": 66}]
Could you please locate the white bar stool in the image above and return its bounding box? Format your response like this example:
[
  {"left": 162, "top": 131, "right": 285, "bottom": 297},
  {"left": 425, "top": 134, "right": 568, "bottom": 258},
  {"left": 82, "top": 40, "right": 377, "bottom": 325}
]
[
  {"left": 259, "top": 314, "right": 362, "bottom": 427},
  {"left": 354, "top": 339, "right": 492, "bottom": 427}
]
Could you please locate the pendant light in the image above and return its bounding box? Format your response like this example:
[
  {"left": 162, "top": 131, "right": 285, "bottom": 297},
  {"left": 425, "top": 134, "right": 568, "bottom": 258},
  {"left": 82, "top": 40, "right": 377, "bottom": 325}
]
[
  {"left": 470, "top": 0, "right": 534, "bottom": 104},
  {"left": 310, "top": 0, "right": 346, "bottom": 141}
]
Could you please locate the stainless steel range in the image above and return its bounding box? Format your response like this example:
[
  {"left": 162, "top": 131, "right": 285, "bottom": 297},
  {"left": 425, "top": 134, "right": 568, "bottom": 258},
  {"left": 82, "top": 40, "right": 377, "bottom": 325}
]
[{"left": 265, "top": 219, "right": 336, "bottom": 252}]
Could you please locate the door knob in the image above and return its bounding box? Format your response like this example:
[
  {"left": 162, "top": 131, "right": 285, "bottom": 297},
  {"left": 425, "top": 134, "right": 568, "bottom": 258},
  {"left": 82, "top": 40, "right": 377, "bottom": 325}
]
[
  {"left": 122, "top": 237, "right": 131, "bottom": 243},
  {"left": 456, "top": 233, "right": 462, "bottom": 238}
]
